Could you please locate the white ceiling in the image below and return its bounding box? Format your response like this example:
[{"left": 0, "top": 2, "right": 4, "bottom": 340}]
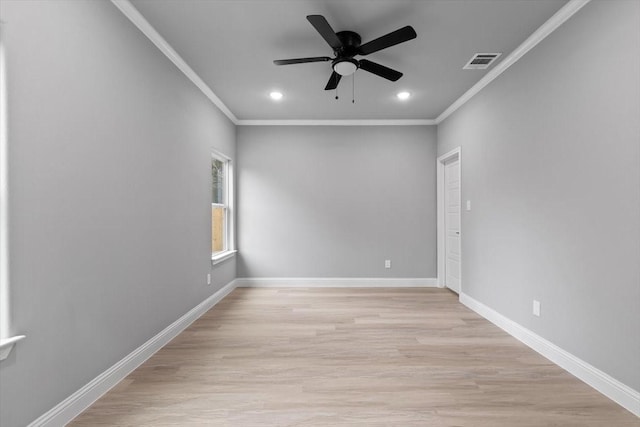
[{"left": 128, "top": 0, "right": 568, "bottom": 121}]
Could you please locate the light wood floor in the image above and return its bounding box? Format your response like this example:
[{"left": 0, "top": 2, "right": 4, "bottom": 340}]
[{"left": 70, "top": 288, "right": 638, "bottom": 426}]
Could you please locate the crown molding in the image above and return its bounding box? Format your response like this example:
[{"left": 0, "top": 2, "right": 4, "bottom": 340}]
[
  {"left": 110, "top": 0, "right": 239, "bottom": 125},
  {"left": 236, "top": 119, "right": 435, "bottom": 126},
  {"left": 435, "top": 0, "right": 591, "bottom": 124},
  {"left": 112, "top": 0, "right": 590, "bottom": 127}
]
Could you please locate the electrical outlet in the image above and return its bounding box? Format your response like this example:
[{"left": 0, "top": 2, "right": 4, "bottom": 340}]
[
  {"left": 533, "top": 300, "right": 541, "bottom": 317},
  {"left": 385, "top": 260, "right": 391, "bottom": 269},
  {"left": 207, "top": 273, "right": 211, "bottom": 285}
]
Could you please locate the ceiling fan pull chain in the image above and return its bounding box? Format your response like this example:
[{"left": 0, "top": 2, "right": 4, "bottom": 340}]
[
  {"left": 335, "top": 85, "right": 339, "bottom": 100},
  {"left": 352, "top": 73, "right": 355, "bottom": 104}
]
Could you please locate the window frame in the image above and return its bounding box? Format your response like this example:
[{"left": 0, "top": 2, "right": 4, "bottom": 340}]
[
  {"left": 211, "top": 151, "right": 235, "bottom": 264},
  {"left": 0, "top": 23, "right": 25, "bottom": 361}
]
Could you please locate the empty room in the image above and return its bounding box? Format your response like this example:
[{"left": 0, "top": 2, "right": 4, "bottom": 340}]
[{"left": 0, "top": 0, "right": 638, "bottom": 426}]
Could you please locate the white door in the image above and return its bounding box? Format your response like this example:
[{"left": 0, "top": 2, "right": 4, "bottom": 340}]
[{"left": 444, "top": 158, "right": 461, "bottom": 293}]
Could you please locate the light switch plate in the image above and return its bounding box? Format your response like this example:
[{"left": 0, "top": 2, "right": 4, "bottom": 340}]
[{"left": 466, "top": 200, "right": 471, "bottom": 211}]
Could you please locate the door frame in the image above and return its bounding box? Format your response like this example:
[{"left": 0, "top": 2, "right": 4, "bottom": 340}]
[{"left": 436, "top": 147, "right": 462, "bottom": 293}]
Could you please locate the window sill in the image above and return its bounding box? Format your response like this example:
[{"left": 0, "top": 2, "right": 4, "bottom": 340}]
[
  {"left": 211, "top": 250, "right": 237, "bottom": 265},
  {"left": 0, "top": 335, "right": 26, "bottom": 361}
]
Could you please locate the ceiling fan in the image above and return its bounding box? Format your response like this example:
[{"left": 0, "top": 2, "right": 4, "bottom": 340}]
[{"left": 274, "top": 15, "right": 417, "bottom": 91}]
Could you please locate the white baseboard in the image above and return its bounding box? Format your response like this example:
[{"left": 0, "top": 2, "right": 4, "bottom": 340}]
[
  {"left": 459, "top": 292, "right": 640, "bottom": 417},
  {"left": 28, "top": 279, "right": 239, "bottom": 427},
  {"left": 235, "top": 277, "right": 438, "bottom": 288},
  {"left": 30, "top": 281, "right": 636, "bottom": 424}
]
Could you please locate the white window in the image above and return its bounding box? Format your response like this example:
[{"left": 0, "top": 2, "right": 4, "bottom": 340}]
[
  {"left": 0, "top": 23, "right": 8, "bottom": 345},
  {"left": 211, "top": 152, "right": 235, "bottom": 263},
  {"left": 0, "top": 23, "right": 25, "bottom": 360}
]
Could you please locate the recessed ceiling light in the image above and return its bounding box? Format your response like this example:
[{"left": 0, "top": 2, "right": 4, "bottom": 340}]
[
  {"left": 269, "top": 91, "right": 283, "bottom": 101},
  {"left": 397, "top": 91, "right": 411, "bottom": 100}
]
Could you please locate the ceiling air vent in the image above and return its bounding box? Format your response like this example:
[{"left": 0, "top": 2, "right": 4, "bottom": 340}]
[{"left": 463, "top": 53, "right": 501, "bottom": 70}]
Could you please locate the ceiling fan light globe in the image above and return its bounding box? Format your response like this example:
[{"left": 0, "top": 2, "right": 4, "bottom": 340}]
[{"left": 333, "top": 59, "right": 358, "bottom": 76}]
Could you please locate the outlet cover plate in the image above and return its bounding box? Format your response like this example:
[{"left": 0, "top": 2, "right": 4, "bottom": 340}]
[{"left": 533, "top": 300, "right": 541, "bottom": 317}]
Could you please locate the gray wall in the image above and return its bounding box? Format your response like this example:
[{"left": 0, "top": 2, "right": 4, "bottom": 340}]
[
  {"left": 437, "top": 0, "right": 640, "bottom": 391},
  {"left": 0, "top": 2, "right": 236, "bottom": 426},
  {"left": 237, "top": 125, "right": 437, "bottom": 278}
]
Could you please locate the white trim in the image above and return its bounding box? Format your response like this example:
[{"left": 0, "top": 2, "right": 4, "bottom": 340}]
[
  {"left": 27, "top": 279, "right": 239, "bottom": 427},
  {"left": 109, "top": 0, "right": 238, "bottom": 125},
  {"left": 0, "top": 22, "right": 9, "bottom": 342},
  {"left": 0, "top": 335, "right": 25, "bottom": 361},
  {"left": 436, "top": 147, "right": 461, "bottom": 290},
  {"left": 211, "top": 249, "right": 237, "bottom": 265},
  {"left": 235, "top": 277, "right": 438, "bottom": 288},
  {"left": 236, "top": 119, "right": 436, "bottom": 126},
  {"left": 226, "top": 160, "right": 235, "bottom": 252},
  {"left": 0, "top": 23, "right": 27, "bottom": 363},
  {"left": 435, "top": 0, "right": 591, "bottom": 124},
  {"left": 459, "top": 292, "right": 640, "bottom": 417},
  {"left": 210, "top": 148, "right": 231, "bottom": 162}
]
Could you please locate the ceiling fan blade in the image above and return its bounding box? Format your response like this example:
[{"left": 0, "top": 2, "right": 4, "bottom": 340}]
[
  {"left": 358, "top": 59, "right": 403, "bottom": 81},
  {"left": 358, "top": 26, "right": 417, "bottom": 56},
  {"left": 324, "top": 71, "right": 342, "bottom": 90},
  {"left": 307, "top": 15, "right": 343, "bottom": 50},
  {"left": 273, "top": 57, "right": 332, "bottom": 65}
]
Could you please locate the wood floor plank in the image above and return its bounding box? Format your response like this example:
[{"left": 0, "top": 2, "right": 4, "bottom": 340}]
[{"left": 69, "top": 288, "right": 638, "bottom": 426}]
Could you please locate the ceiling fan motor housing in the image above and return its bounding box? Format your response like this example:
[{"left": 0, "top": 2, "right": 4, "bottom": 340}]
[{"left": 335, "top": 31, "right": 362, "bottom": 57}]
